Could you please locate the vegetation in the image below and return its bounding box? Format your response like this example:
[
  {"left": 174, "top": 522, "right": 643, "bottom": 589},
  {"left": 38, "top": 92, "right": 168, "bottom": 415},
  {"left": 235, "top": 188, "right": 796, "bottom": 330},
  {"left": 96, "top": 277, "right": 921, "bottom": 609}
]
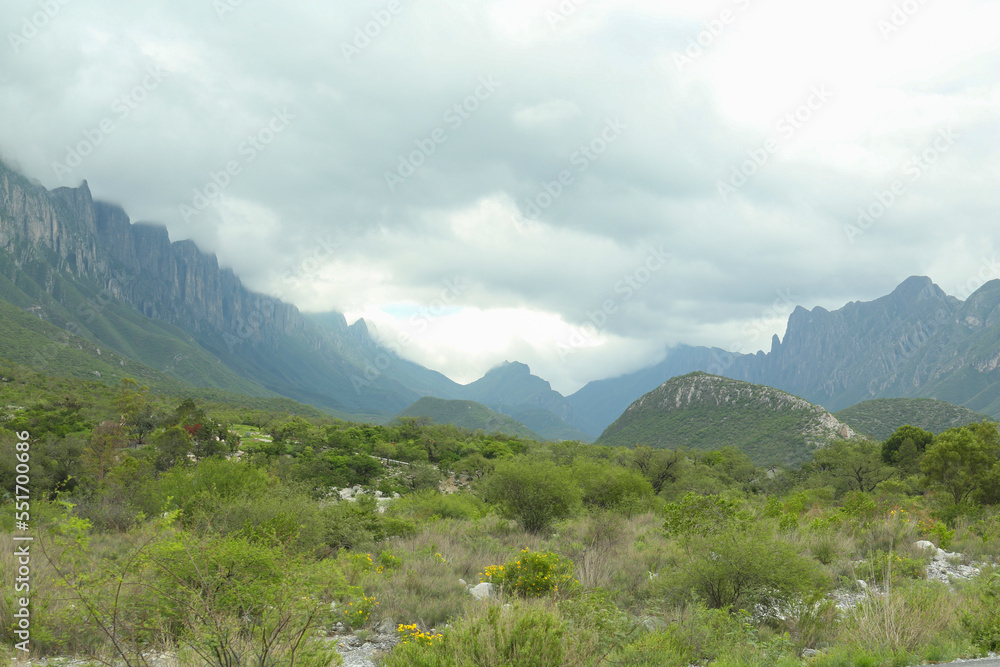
[
  {"left": 835, "top": 397, "right": 992, "bottom": 440},
  {"left": 597, "top": 372, "right": 853, "bottom": 466},
  {"left": 398, "top": 397, "right": 541, "bottom": 440},
  {"left": 7, "top": 358, "right": 1000, "bottom": 666}
]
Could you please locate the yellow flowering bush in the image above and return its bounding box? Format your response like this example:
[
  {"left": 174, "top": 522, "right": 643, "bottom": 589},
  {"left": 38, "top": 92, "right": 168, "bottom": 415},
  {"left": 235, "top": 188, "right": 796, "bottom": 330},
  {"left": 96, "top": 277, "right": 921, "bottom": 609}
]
[
  {"left": 480, "top": 548, "right": 576, "bottom": 597},
  {"left": 397, "top": 623, "right": 443, "bottom": 647},
  {"left": 343, "top": 593, "right": 378, "bottom": 628}
]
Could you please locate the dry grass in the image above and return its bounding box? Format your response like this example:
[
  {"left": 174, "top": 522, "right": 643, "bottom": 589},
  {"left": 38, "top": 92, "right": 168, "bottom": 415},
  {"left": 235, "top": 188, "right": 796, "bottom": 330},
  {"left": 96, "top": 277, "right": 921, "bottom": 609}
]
[{"left": 845, "top": 579, "right": 960, "bottom": 654}]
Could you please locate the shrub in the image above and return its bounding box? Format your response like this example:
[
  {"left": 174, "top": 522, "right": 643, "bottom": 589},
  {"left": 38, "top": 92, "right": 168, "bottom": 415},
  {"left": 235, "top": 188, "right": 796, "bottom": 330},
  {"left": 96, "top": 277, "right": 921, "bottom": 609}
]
[
  {"left": 322, "top": 495, "right": 416, "bottom": 551},
  {"left": 961, "top": 572, "right": 1000, "bottom": 651},
  {"left": 843, "top": 579, "right": 961, "bottom": 656},
  {"left": 573, "top": 459, "right": 654, "bottom": 514},
  {"left": 390, "top": 489, "right": 486, "bottom": 522},
  {"left": 342, "top": 594, "right": 379, "bottom": 629},
  {"left": 480, "top": 457, "right": 581, "bottom": 533},
  {"left": 660, "top": 525, "right": 828, "bottom": 610},
  {"left": 480, "top": 549, "right": 576, "bottom": 597},
  {"left": 662, "top": 493, "right": 751, "bottom": 537}
]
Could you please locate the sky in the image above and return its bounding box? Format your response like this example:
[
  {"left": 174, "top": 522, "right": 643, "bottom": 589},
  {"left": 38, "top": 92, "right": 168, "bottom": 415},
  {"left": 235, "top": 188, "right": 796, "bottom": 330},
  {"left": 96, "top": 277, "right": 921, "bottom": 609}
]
[{"left": 1, "top": 0, "right": 998, "bottom": 394}]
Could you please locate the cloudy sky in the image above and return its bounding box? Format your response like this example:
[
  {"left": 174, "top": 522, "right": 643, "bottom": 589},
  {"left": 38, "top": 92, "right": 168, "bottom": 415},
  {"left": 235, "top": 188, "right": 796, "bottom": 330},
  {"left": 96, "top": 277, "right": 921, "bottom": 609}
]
[{"left": 1, "top": 0, "right": 998, "bottom": 394}]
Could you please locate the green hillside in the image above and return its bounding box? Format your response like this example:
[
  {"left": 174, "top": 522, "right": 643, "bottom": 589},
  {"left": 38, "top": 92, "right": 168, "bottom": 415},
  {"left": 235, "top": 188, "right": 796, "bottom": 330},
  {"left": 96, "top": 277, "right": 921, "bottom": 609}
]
[
  {"left": 0, "top": 300, "right": 353, "bottom": 420},
  {"left": 505, "top": 406, "right": 593, "bottom": 442},
  {"left": 0, "top": 248, "right": 274, "bottom": 398},
  {"left": 834, "top": 397, "right": 992, "bottom": 440},
  {"left": 597, "top": 372, "right": 855, "bottom": 466},
  {"left": 399, "top": 397, "right": 542, "bottom": 440}
]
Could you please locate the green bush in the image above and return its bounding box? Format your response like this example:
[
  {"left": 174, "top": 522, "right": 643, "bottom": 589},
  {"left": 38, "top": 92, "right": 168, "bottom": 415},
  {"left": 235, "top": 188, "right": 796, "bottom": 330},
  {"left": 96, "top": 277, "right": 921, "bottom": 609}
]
[
  {"left": 662, "top": 493, "right": 752, "bottom": 537},
  {"left": 573, "top": 459, "right": 654, "bottom": 514},
  {"left": 862, "top": 550, "right": 926, "bottom": 584},
  {"left": 322, "top": 495, "right": 416, "bottom": 551},
  {"left": 962, "top": 573, "right": 1000, "bottom": 651},
  {"left": 481, "top": 457, "right": 581, "bottom": 533},
  {"left": 390, "top": 489, "right": 486, "bottom": 522},
  {"left": 660, "top": 525, "right": 828, "bottom": 610}
]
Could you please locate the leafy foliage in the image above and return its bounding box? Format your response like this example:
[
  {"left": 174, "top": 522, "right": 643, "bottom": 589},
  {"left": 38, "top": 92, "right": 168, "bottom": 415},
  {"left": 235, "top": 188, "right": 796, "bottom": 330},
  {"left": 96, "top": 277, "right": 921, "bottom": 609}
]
[{"left": 480, "top": 456, "right": 582, "bottom": 533}]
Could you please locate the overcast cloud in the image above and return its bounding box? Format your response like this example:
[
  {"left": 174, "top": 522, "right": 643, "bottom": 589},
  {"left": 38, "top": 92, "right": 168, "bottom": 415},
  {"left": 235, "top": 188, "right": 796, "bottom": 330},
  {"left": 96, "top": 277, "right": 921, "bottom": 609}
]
[{"left": 1, "top": 0, "right": 998, "bottom": 393}]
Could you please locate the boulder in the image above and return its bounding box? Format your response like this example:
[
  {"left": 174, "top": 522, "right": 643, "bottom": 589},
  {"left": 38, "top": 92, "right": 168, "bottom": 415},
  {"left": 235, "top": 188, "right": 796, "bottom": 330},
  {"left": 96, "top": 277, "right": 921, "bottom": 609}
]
[{"left": 469, "top": 582, "right": 494, "bottom": 600}]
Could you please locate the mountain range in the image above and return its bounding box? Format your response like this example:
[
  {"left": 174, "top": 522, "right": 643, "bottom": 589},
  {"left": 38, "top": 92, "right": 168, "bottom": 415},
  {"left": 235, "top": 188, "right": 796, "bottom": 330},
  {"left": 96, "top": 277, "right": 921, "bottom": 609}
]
[{"left": 4, "top": 158, "right": 1000, "bottom": 440}]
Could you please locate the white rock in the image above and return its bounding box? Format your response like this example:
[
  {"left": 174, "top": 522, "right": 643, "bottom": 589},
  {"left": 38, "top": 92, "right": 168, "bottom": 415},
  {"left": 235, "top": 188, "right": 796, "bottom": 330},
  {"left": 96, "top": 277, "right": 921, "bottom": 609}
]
[
  {"left": 469, "top": 582, "right": 494, "bottom": 600},
  {"left": 915, "top": 540, "right": 936, "bottom": 550}
]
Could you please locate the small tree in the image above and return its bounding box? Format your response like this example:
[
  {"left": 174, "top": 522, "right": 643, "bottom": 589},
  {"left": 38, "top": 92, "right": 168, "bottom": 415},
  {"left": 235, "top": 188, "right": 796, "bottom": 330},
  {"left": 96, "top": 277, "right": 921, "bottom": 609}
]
[
  {"left": 812, "top": 438, "right": 894, "bottom": 494},
  {"left": 481, "top": 457, "right": 581, "bottom": 533},
  {"left": 881, "top": 424, "right": 933, "bottom": 464},
  {"left": 922, "top": 423, "right": 1000, "bottom": 506},
  {"left": 84, "top": 420, "right": 128, "bottom": 483}
]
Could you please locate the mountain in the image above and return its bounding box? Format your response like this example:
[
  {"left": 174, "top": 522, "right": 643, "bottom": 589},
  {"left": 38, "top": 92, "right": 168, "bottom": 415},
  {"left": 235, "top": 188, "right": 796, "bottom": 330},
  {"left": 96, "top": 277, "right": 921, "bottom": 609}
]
[
  {"left": 502, "top": 406, "right": 592, "bottom": 442},
  {"left": 566, "top": 344, "right": 734, "bottom": 437},
  {"left": 398, "top": 397, "right": 541, "bottom": 439},
  {"left": 9, "top": 157, "right": 1000, "bottom": 434},
  {"left": 459, "top": 361, "right": 590, "bottom": 441},
  {"left": 570, "top": 276, "right": 1000, "bottom": 436},
  {"left": 596, "top": 372, "right": 856, "bottom": 466},
  {"left": 724, "top": 276, "right": 963, "bottom": 410},
  {"left": 0, "top": 160, "right": 460, "bottom": 417},
  {"left": 834, "top": 398, "right": 992, "bottom": 440}
]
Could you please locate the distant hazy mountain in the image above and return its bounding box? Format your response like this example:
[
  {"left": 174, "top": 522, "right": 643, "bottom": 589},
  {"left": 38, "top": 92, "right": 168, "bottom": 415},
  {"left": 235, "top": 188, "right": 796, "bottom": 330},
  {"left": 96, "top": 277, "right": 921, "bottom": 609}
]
[
  {"left": 566, "top": 345, "right": 734, "bottom": 437},
  {"left": 834, "top": 398, "right": 992, "bottom": 440},
  {"left": 596, "top": 372, "right": 856, "bottom": 466},
  {"left": 458, "top": 361, "right": 590, "bottom": 441},
  {"left": 398, "top": 397, "right": 541, "bottom": 440},
  {"left": 570, "top": 276, "right": 1000, "bottom": 436},
  {"left": 0, "top": 159, "right": 458, "bottom": 417}
]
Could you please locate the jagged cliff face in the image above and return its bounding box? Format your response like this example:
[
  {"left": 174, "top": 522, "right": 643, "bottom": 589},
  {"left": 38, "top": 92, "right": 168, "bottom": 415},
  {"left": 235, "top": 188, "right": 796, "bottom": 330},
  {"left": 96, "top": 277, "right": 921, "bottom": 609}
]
[
  {"left": 0, "top": 168, "right": 308, "bottom": 347},
  {"left": 728, "top": 276, "right": 963, "bottom": 410},
  {"left": 0, "top": 161, "right": 442, "bottom": 414}
]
